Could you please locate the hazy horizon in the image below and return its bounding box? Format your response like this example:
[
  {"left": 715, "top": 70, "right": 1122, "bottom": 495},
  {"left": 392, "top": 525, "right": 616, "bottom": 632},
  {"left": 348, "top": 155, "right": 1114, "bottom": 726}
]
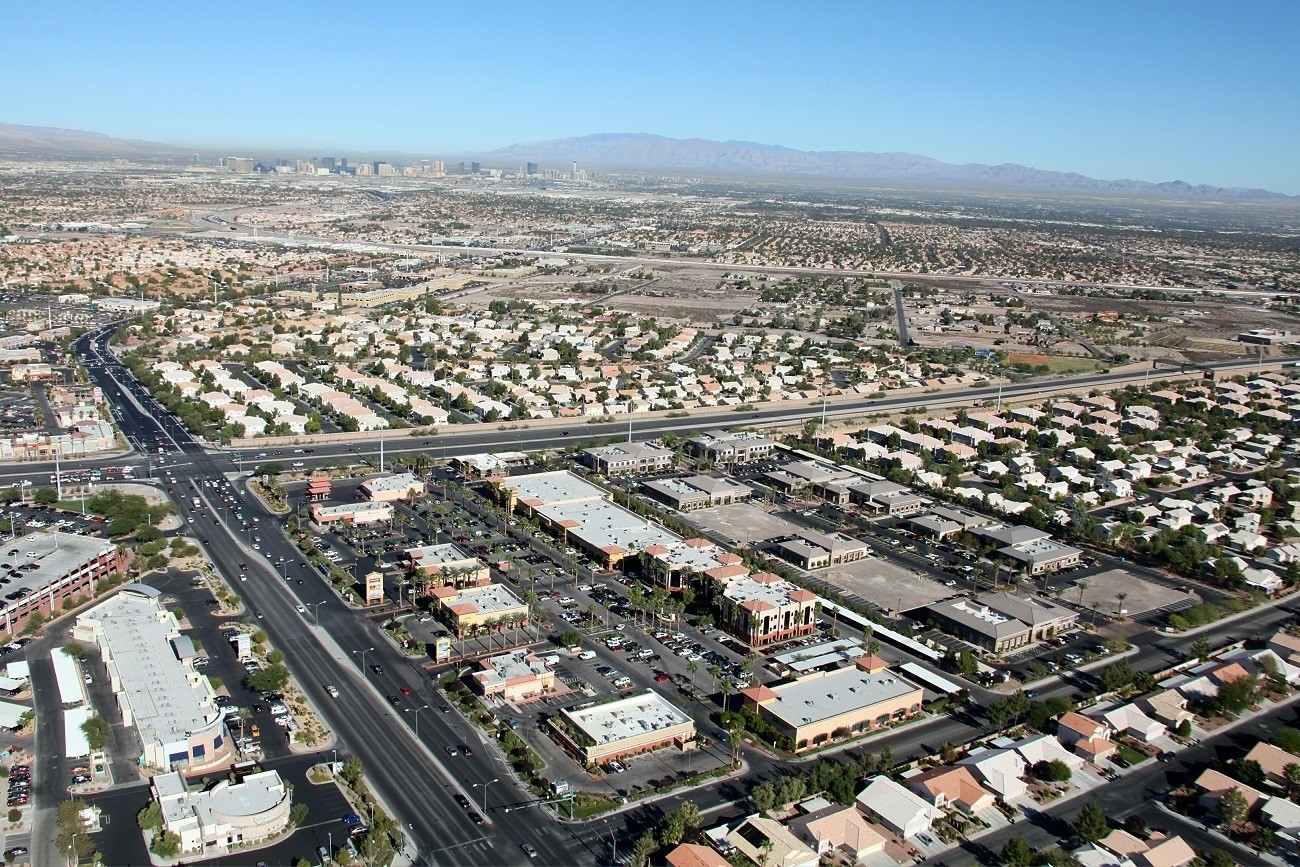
[{"left": 4, "top": 1, "right": 1298, "bottom": 193}]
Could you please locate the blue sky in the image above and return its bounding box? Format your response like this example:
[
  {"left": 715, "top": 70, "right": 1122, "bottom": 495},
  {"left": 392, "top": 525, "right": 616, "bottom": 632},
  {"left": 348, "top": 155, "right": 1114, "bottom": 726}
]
[{"left": 5, "top": 1, "right": 1298, "bottom": 192}]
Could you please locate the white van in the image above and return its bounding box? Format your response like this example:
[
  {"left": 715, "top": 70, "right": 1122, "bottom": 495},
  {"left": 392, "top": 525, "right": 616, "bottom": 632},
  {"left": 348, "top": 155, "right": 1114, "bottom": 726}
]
[
  {"left": 577, "top": 650, "right": 597, "bottom": 661},
  {"left": 540, "top": 654, "right": 560, "bottom": 668}
]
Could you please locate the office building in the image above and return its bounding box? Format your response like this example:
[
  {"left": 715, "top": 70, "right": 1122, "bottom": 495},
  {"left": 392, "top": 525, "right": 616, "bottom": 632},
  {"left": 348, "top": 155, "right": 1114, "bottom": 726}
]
[
  {"left": 924, "top": 592, "right": 1077, "bottom": 653},
  {"left": 687, "top": 430, "right": 777, "bottom": 465},
  {"left": 430, "top": 583, "right": 529, "bottom": 637},
  {"left": 551, "top": 690, "right": 695, "bottom": 768},
  {"left": 717, "top": 572, "right": 819, "bottom": 647},
  {"left": 404, "top": 543, "right": 488, "bottom": 590},
  {"left": 582, "top": 442, "right": 675, "bottom": 476},
  {"left": 73, "top": 585, "right": 231, "bottom": 771},
  {"left": 358, "top": 472, "right": 425, "bottom": 503},
  {"left": 309, "top": 500, "right": 393, "bottom": 526},
  {"left": 468, "top": 649, "right": 555, "bottom": 701},
  {"left": 151, "top": 767, "right": 291, "bottom": 855},
  {"left": 740, "top": 658, "right": 923, "bottom": 752}
]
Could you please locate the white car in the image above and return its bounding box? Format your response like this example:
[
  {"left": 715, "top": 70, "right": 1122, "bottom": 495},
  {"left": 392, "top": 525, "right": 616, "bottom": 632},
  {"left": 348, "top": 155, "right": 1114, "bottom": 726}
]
[{"left": 296, "top": 605, "right": 306, "bottom": 614}]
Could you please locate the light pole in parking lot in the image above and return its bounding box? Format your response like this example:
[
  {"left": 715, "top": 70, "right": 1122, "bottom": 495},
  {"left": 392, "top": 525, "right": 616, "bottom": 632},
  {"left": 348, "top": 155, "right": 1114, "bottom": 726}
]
[
  {"left": 307, "top": 601, "right": 327, "bottom": 624},
  {"left": 472, "top": 778, "right": 498, "bottom": 814},
  {"left": 352, "top": 646, "right": 375, "bottom": 672},
  {"left": 405, "top": 704, "right": 430, "bottom": 738}
]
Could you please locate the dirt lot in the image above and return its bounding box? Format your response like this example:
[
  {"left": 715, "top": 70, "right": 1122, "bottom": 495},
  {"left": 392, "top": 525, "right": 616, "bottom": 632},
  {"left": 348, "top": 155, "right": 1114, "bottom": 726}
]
[
  {"left": 687, "top": 502, "right": 804, "bottom": 545},
  {"left": 821, "top": 557, "right": 954, "bottom": 613},
  {"left": 1062, "top": 568, "right": 1189, "bottom": 617}
]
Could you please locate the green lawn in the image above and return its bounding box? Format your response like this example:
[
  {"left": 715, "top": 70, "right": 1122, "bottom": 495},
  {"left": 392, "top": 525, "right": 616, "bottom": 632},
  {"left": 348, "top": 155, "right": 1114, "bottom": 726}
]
[{"left": 1116, "top": 743, "right": 1147, "bottom": 766}]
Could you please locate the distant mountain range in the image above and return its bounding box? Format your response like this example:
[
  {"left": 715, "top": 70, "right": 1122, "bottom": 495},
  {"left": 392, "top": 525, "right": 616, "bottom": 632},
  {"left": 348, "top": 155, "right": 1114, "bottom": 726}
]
[
  {"left": 0, "top": 121, "right": 174, "bottom": 154},
  {"left": 490, "top": 133, "right": 1291, "bottom": 200},
  {"left": 0, "top": 121, "right": 1289, "bottom": 199}
]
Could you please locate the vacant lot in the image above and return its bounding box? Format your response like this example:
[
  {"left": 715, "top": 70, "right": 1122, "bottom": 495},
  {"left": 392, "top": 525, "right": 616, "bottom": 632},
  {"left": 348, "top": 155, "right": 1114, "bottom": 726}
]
[
  {"left": 1064, "top": 568, "right": 1189, "bottom": 617},
  {"left": 820, "top": 557, "right": 954, "bottom": 614},
  {"left": 688, "top": 502, "right": 804, "bottom": 546}
]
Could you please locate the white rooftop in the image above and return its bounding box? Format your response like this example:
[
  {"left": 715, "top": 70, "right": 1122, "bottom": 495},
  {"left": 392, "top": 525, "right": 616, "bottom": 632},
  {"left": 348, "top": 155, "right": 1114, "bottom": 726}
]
[
  {"left": 562, "top": 690, "right": 693, "bottom": 746},
  {"left": 758, "top": 667, "right": 920, "bottom": 729},
  {"left": 78, "top": 587, "right": 220, "bottom": 750}
]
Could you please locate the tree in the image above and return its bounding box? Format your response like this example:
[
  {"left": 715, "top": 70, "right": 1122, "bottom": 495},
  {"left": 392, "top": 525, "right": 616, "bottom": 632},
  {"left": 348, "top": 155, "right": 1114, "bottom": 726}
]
[
  {"left": 56, "top": 798, "right": 93, "bottom": 861},
  {"left": 151, "top": 830, "right": 182, "bottom": 858},
  {"left": 246, "top": 663, "right": 290, "bottom": 694},
  {"left": 1275, "top": 727, "right": 1300, "bottom": 755},
  {"left": 1203, "top": 851, "right": 1236, "bottom": 867},
  {"left": 628, "top": 831, "right": 658, "bottom": 867},
  {"left": 1234, "top": 759, "right": 1267, "bottom": 788},
  {"left": 1002, "top": 836, "right": 1034, "bottom": 867},
  {"left": 1074, "top": 801, "right": 1109, "bottom": 843},
  {"left": 61, "top": 642, "right": 86, "bottom": 659},
  {"left": 750, "top": 780, "right": 776, "bottom": 814},
  {"left": 954, "top": 651, "right": 978, "bottom": 678},
  {"left": 1216, "top": 674, "right": 1261, "bottom": 716},
  {"left": 340, "top": 756, "right": 364, "bottom": 787},
  {"left": 1100, "top": 659, "right": 1134, "bottom": 693},
  {"left": 289, "top": 802, "right": 309, "bottom": 825},
  {"left": 1175, "top": 719, "right": 1193, "bottom": 738},
  {"left": 1217, "top": 785, "right": 1248, "bottom": 829},
  {"left": 32, "top": 487, "right": 58, "bottom": 506},
  {"left": 1191, "top": 636, "right": 1212, "bottom": 662},
  {"left": 1115, "top": 591, "right": 1128, "bottom": 615},
  {"left": 137, "top": 801, "right": 163, "bottom": 831},
  {"left": 1284, "top": 763, "right": 1300, "bottom": 800},
  {"left": 81, "top": 716, "right": 110, "bottom": 752},
  {"left": 1032, "top": 760, "right": 1073, "bottom": 782}
]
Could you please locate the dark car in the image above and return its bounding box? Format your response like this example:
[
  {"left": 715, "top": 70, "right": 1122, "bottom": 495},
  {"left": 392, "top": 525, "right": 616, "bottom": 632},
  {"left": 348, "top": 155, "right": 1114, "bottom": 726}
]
[
  {"left": 371, "top": 664, "right": 384, "bottom": 674},
  {"left": 341, "top": 812, "right": 362, "bottom": 826},
  {"left": 468, "top": 811, "right": 484, "bottom": 825},
  {"left": 460, "top": 744, "right": 473, "bottom": 756},
  {"left": 454, "top": 793, "right": 470, "bottom": 809},
  {"left": 387, "top": 695, "right": 401, "bottom": 706}
]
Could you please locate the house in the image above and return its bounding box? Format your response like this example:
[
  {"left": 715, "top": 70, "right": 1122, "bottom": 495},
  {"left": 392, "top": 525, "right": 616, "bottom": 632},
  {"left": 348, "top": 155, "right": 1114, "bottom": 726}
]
[
  {"left": 1243, "top": 742, "right": 1300, "bottom": 788},
  {"left": 1100, "top": 704, "right": 1166, "bottom": 743},
  {"left": 1261, "top": 796, "right": 1300, "bottom": 842},
  {"left": 786, "top": 803, "right": 887, "bottom": 861},
  {"left": 664, "top": 843, "right": 730, "bottom": 867},
  {"left": 1137, "top": 689, "right": 1194, "bottom": 728},
  {"left": 1268, "top": 630, "right": 1300, "bottom": 668},
  {"left": 1194, "top": 768, "right": 1266, "bottom": 813},
  {"left": 854, "top": 776, "right": 934, "bottom": 839},
  {"left": 724, "top": 815, "right": 819, "bottom": 867},
  {"left": 1131, "top": 835, "right": 1197, "bottom": 867},
  {"left": 1012, "top": 733, "right": 1085, "bottom": 772},
  {"left": 904, "top": 765, "right": 996, "bottom": 815},
  {"left": 956, "top": 747, "right": 1029, "bottom": 800},
  {"left": 1056, "top": 712, "right": 1117, "bottom": 761}
]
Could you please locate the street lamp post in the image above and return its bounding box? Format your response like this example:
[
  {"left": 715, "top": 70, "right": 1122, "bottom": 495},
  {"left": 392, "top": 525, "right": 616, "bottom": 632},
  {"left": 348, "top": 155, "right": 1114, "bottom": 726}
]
[
  {"left": 472, "top": 778, "right": 499, "bottom": 814},
  {"left": 405, "top": 704, "right": 430, "bottom": 738},
  {"left": 307, "top": 601, "right": 327, "bottom": 624},
  {"left": 352, "top": 646, "right": 375, "bottom": 672}
]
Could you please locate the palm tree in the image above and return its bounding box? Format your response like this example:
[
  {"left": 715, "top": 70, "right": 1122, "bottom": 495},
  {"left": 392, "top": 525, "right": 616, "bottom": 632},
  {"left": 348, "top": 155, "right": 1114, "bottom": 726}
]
[
  {"left": 1076, "top": 579, "right": 1089, "bottom": 607},
  {"left": 1115, "top": 592, "right": 1128, "bottom": 616},
  {"left": 709, "top": 664, "right": 723, "bottom": 694},
  {"left": 719, "top": 679, "right": 733, "bottom": 713},
  {"left": 1089, "top": 601, "right": 1101, "bottom": 627},
  {"left": 686, "top": 660, "right": 699, "bottom": 697}
]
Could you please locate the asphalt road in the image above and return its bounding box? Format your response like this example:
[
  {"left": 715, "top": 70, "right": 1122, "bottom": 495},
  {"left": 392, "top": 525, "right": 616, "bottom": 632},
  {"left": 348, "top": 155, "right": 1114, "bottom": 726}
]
[
  {"left": 941, "top": 699, "right": 1300, "bottom": 865},
  {"left": 9, "top": 323, "right": 1294, "bottom": 867},
  {"left": 67, "top": 325, "right": 589, "bottom": 866}
]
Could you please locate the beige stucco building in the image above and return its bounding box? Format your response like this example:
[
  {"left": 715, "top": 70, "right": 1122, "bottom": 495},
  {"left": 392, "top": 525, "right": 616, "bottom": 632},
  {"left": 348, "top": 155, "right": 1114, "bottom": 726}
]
[{"left": 740, "top": 658, "right": 923, "bottom": 752}]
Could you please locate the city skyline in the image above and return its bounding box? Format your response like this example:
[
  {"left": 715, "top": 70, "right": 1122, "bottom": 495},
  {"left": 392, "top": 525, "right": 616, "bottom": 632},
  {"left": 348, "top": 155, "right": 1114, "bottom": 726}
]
[{"left": 3, "top": 1, "right": 1298, "bottom": 193}]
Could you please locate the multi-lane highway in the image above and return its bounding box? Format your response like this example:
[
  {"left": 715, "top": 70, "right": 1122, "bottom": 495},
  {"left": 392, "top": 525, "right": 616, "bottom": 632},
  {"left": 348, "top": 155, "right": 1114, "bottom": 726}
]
[
  {"left": 12, "top": 322, "right": 1291, "bottom": 866},
  {"left": 69, "top": 325, "right": 597, "bottom": 866}
]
